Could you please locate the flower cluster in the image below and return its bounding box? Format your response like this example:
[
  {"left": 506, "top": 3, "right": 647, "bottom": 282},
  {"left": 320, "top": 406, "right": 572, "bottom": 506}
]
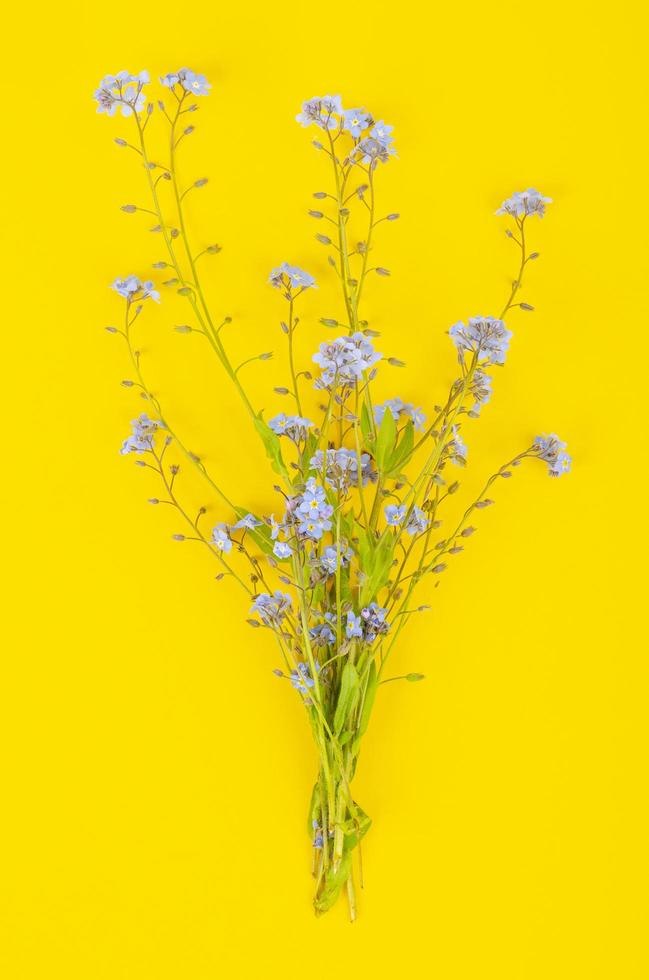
[
  {"left": 268, "top": 413, "right": 313, "bottom": 442},
  {"left": 309, "top": 613, "right": 337, "bottom": 647},
  {"left": 160, "top": 68, "right": 211, "bottom": 96},
  {"left": 290, "top": 661, "right": 321, "bottom": 694},
  {"left": 269, "top": 263, "right": 317, "bottom": 292},
  {"left": 290, "top": 479, "right": 334, "bottom": 541},
  {"left": 251, "top": 591, "right": 293, "bottom": 626},
  {"left": 95, "top": 71, "right": 149, "bottom": 117},
  {"left": 449, "top": 316, "right": 512, "bottom": 366},
  {"left": 533, "top": 434, "right": 572, "bottom": 477},
  {"left": 296, "top": 95, "right": 396, "bottom": 165},
  {"left": 347, "top": 603, "right": 390, "bottom": 643},
  {"left": 111, "top": 275, "right": 159, "bottom": 303},
  {"left": 374, "top": 397, "right": 426, "bottom": 432},
  {"left": 384, "top": 503, "right": 429, "bottom": 535},
  {"left": 120, "top": 414, "right": 165, "bottom": 455},
  {"left": 320, "top": 544, "right": 353, "bottom": 576},
  {"left": 497, "top": 188, "right": 552, "bottom": 219},
  {"left": 312, "top": 333, "right": 382, "bottom": 388}
]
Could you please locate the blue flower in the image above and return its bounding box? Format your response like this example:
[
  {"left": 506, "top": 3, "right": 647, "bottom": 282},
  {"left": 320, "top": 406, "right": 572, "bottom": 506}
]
[
  {"left": 295, "top": 478, "right": 332, "bottom": 521},
  {"left": 384, "top": 504, "right": 406, "bottom": 526},
  {"left": 251, "top": 591, "right": 293, "bottom": 625},
  {"left": 296, "top": 95, "right": 342, "bottom": 129},
  {"left": 120, "top": 414, "right": 165, "bottom": 455},
  {"left": 370, "top": 120, "right": 394, "bottom": 148},
  {"left": 95, "top": 71, "right": 149, "bottom": 117},
  {"left": 310, "top": 613, "right": 337, "bottom": 647},
  {"left": 297, "top": 516, "right": 331, "bottom": 541},
  {"left": 469, "top": 369, "right": 493, "bottom": 415},
  {"left": 360, "top": 602, "right": 390, "bottom": 643},
  {"left": 449, "top": 316, "right": 512, "bottom": 366},
  {"left": 233, "top": 513, "right": 263, "bottom": 531},
  {"left": 374, "top": 397, "right": 426, "bottom": 432},
  {"left": 269, "top": 262, "right": 317, "bottom": 292},
  {"left": 268, "top": 413, "right": 313, "bottom": 441},
  {"left": 111, "top": 275, "right": 159, "bottom": 303},
  {"left": 309, "top": 448, "right": 375, "bottom": 492},
  {"left": 355, "top": 137, "right": 395, "bottom": 166},
  {"left": 290, "top": 661, "right": 321, "bottom": 694},
  {"left": 320, "top": 544, "right": 352, "bottom": 575},
  {"left": 533, "top": 434, "right": 571, "bottom": 477},
  {"left": 342, "top": 108, "right": 370, "bottom": 137},
  {"left": 406, "top": 505, "right": 428, "bottom": 537},
  {"left": 160, "top": 72, "right": 180, "bottom": 88},
  {"left": 268, "top": 514, "right": 283, "bottom": 540},
  {"left": 312, "top": 333, "right": 382, "bottom": 388},
  {"left": 179, "top": 69, "right": 211, "bottom": 96},
  {"left": 496, "top": 189, "right": 552, "bottom": 219},
  {"left": 273, "top": 540, "right": 293, "bottom": 559},
  {"left": 211, "top": 524, "right": 232, "bottom": 553},
  {"left": 346, "top": 611, "right": 364, "bottom": 639}
]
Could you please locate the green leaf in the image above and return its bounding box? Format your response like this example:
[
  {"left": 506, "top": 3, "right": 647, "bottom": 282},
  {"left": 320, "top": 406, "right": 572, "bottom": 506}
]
[
  {"left": 314, "top": 852, "right": 352, "bottom": 915},
  {"left": 360, "top": 400, "right": 374, "bottom": 447},
  {"left": 374, "top": 406, "right": 397, "bottom": 472},
  {"left": 386, "top": 419, "right": 414, "bottom": 476},
  {"left": 253, "top": 414, "right": 289, "bottom": 482},
  {"left": 307, "top": 781, "right": 322, "bottom": 838},
  {"left": 342, "top": 805, "right": 372, "bottom": 853},
  {"left": 333, "top": 662, "right": 360, "bottom": 734},
  {"left": 360, "top": 532, "right": 395, "bottom": 606},
  {"left": 358, "top": 661, "right": 379, "bottom": 738}
]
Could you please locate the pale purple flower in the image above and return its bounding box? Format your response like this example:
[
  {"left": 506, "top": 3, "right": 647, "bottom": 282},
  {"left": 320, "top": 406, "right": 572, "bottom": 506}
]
[
  {"left": 342, "top": 108, "right": 370, "bottom": 137},
  {"left": 346, "top": 611, "right": 364, "bottom": 639},
  {"left": 120, "top": 414, "right": 165, "bottom": 455},
  {"left": 269, "top": 262, "right": 317, "bottom": 292},
  {"left": 370, "top": 120, "right": 394, "bottom": 148},
  {"left": 290, "top": 661, "right": 320, "bottom": 694},
  {"left": 312, "top": 333, "right": 382, "bottom": 388},
  {"left": 320, "top": 544, "right": 352, "bottom": 575},
  {"left": 497, "top": 188, "right": 552, "bottom": 219},
  {"left": 111, "top": 275, "right": 159, "bottom": 303},
  {"left": 233, "top": 513, "right": 263, "bottom": 531},
  {"left": 94, "top": 71, "right": 149, "bottom": 117},
  {"left": 406, "top": 505, "right": 428, "bottom": 537},
  {"left": 268, "top": 413, "right": 313, "bottom": 441},
  {"left": 534, "top": 434, "right": 571, "bottom": 477},
  {"left": 296, "top": 95, "right": 342, "bottom": 130},
  {"left": 360, "top": 602, "right": 390, "bottom": 643},
  {"left": 385, "top": 504, "right": 406, "bottom": 526},
  {"left": 252, "top": 591, "right": 293, "bottom": 626},
  {"left": 374, "top": 397, "right": 426, "bottom": 432},
  {"left": 310, "top": 613, "right": 336, "bottom": 647},
  {"left": 273, "top": 540, "right": 293, "bottom": 559},
  {"left": 449, "top": 316, "right": 512, "bottom": 366},
  {"left": 211, "top": 524, "right": 232, "bottom": 553}
]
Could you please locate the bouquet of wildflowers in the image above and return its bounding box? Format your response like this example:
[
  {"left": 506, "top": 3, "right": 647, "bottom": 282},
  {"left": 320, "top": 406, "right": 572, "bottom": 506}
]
[{"left": 96, "top": 69, "right": 571, "bottom": 919}]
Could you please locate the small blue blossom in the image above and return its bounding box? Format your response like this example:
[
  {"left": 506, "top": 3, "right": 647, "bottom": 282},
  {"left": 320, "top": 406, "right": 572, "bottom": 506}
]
[
  {"left": 211, "top": 524, "right": 232, "bottom": 553},
  {"left": 312, "top": 333, "right": 382, "bottom": 388},
  {"left": 346, "top": 611, "right": 364, "bottom": 639},
  {"left": 309, "top": 613, "right": 337, "bottom": 647},
  {"left": 268, "top": 413, "right": 313, "bottom": 441},
  {"left": 342, "top": 108, "right": 371, "bottom": 137},
  {"left": 268, "top": 514, "right": 283, "bottom": 540},
  {"left": 269, "top": 262, "right": 317, "bottom": 292},
  {"left": 120, "top": 414, "right": 165, "bottom": 455},
  {"left": 496, "top": 188, "right": 552, "bottom": 219},
  {"left": 95, "top": 71, "right": 149, "bottom": 117},
  {"left": 290, "top": 661, "right": 321, "bottom": 694},
  {"left": 251, "top": 591, "right": 293, "bottom": 626},
  {"left": 355, "top": 137, "right": 395, "bottom": 166},
  {"left": 370, "top": 120, "right": 394, "bottom": 148},
  {"left": 179, "top": 68, "right": 211, "bottom": 96},
  {"left": 406, "top": 505, "right": 428, "bottom": 537},
  {"left": 534, "top": 434, "right": 572, "bottom": 477},
  {"left": 449, "top": 316, "right": 512, "bottom": 366},
  {"left": 296, "top": 95, "right": 342, "bottom": 129},
  {"left": 273, "top": 540, "right": 293, "bottom": 559},
  {"left": 297, "top": 516, "right": 332, "bottom": 541},
  {"left": 384, "top": 504, "right": 407, "bottom": 526},
  {"left": 360, "top": 602, "right": 390, "bottom": 643},
  {"left": 233, "top": 513, "right": 263, "bottom": 531},
  {"left": 111, "top": 275, "right": 160, "bottom": 303},
  {"left": 320, "top": 544, "right": 352, "bottom": 576},
  {"left": 374, "top": 397, "right": 426, "bottom": 432}
]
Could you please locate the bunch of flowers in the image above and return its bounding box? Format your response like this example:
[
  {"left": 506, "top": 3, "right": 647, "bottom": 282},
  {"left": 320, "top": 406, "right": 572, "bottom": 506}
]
[{"left": 97, "top": 72, "right": 570, "bottom": 918}]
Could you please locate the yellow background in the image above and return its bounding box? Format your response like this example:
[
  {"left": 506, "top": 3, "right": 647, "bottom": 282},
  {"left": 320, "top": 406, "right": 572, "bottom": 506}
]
[{"left": 2, "top": 2, "right": 648, "bottom": 976}]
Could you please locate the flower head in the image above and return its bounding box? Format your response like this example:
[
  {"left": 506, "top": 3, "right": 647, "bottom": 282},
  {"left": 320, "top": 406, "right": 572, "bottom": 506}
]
[
  {"left": 449, "top": 316, "right": 512, "bottom": 366},
  {"left": 449, "top": 426, "right": 467, "bottom": 465},
  {"left": 268, "top": 413, "right": 313, "bottom": 442},
  {"left": 360, "top": 602, "right": 390, "bottom": 643},
  {"left": 111, "top": 275, "right": 159, "bottom": 303},
  {"left": 95, "top": 71, "right": 149, "bottom": 117},
  {"left": 384, "top": 504, "right": 406, "bottom": 527},
  {"left": 251, "top": 591, "right": 293, "bottom": 626},
  {"left": 533, "top": 434, "right": 571, "bottom": 477},
  {"left": 273, "top": 540, "right": 293, "bottom": 559},
  {"left": 320, "top": 544, "right": 352, "bottom": 576},
  {"left": 296, "top": 95, "right": 342, "bottom": 129},
  {"left": 120, "top": 414, "right": 165, "bottom": 455},
  {"left": 496, "top": 188, "right": 552, "bottom": 219},
  {"left": 469, "top": 369, "right": 493, "bottom": 415},
  {"left": 405, "top": 505, "right": 428, "bottom": 537},
  {"left": 309, "top": 613, "right": 336, "bottom": 647},
  {"left": 346, "top": 611, "right": 364, "bottom": 639},
  {"left": 232, "top": 513, "right": 263, "bottom": 531},
  {"left": 374, "top": 397, "right": 426, "bottom": 432},
  {"left": 211, "top": 524, "right": 232, "bottom": 553},
  {"left": 269, "top": 262, "right": 317, "bottom": 292},
  {"left": 342, "top": 108, "right": 371, "bottom": 138},
  {"left": 312, "top": 333, "right": 382, "bottom": 388},
  {"left": 290, "top": 661, "right": 321, "bottom": 694},
  {"left": 354, "top": 137, "right": 394, "bottom": 166}
]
